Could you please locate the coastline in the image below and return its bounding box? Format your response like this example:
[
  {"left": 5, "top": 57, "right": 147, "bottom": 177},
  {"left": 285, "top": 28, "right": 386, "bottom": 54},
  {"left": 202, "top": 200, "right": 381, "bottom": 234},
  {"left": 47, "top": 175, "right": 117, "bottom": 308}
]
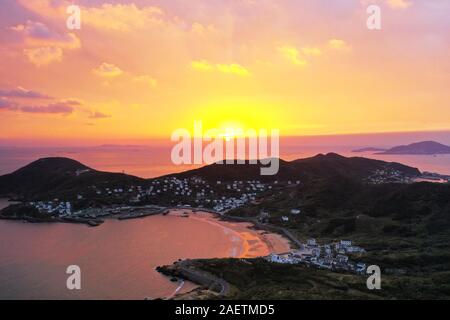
[
  {"left": 0, "top": 200, "right": 293, "bottom": 257},
  {"left": 154, "top": 209, "right": 293, "bottom": 300},
  {"left": 0, "top": 199, "right": 293, "bottom": 257},
  {"left": 0, "top": 200, "right": 293, "bottom": 300},
  {"left": 170, "top": 209, "right": 292, "bottom": 257}
]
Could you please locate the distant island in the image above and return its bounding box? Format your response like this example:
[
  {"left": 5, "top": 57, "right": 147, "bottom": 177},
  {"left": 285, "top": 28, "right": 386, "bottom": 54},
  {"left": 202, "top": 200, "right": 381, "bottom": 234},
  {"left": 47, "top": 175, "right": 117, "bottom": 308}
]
[
  {"left": 353, "top": 141, "right": 450, "bottom": 155},
  {"left": 352, "top": 147, "right": 387, "bottom": 153}
]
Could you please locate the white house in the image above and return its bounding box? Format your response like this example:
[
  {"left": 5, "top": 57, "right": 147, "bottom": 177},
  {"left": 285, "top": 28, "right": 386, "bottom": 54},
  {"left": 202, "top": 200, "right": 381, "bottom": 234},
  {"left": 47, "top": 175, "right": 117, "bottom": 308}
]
[
  {"left": 269, "top": 254, "right": 292, "bottom": 264},
  {"left": 336, "top": 254, "right": 349, "bottom": 263},
  {"left": 356, "top": 262, "right": 367, "bottom": 273},
  {"left": 312, "top": 248, "right": 321, "bottom": 257},
  {"left": 340, "top": 240, "right": 352, "bottom": 247}
]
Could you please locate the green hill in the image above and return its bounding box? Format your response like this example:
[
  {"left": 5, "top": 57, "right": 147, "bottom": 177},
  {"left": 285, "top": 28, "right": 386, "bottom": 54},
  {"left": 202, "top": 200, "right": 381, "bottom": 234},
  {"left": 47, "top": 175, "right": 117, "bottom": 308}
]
[{"left": 0, "top": 157, "right": 146, "bottom": 200}]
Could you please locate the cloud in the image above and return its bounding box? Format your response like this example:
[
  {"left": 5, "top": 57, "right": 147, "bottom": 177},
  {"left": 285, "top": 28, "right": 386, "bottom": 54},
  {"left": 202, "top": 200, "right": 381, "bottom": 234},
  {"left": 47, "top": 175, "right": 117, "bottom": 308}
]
[
  {"left": 301, "top": 47, "right": 322, "bottom": 57},
  {"left": 19, "top": 102, "right": 74, "bottom": 114},
  {"left": 11, "top": 21, "right": 54, "bottom": 39},
  {"left": 191, "top": 22, "right": 218, "bottom": 37},
  {"left": 216, "top": 64, "right": 250, "bottom": 76},
  {"left": 10, "top": 20, "right": 81, "bottom": 66},
  {"left": 190, "top": 60, "right": 250, "bottom": 76},
  {"left": 386, "top": 0, "right": 412, "bottom": 9},
  {"left": 11, "top": 21, "right": 80, "bottom": 49},
  {"left": 0, "top": 88, "right": 82, "bottom": 115},
  {"left": 59, "top": 99, "right": 82, "bottom": 106},
  {"left": 0, "top": 98, "right": 15, "bottom": 109},
  {"left": 133, "top": 75, "right": 158, "bottom": 88},
  {"left": 93, "top": 63, "right": 124, "bottom": 78},
  {"left": 328, "top": 39, "right": 352, "bottom": 52},
  {"left": 191, "top": 60, "right": 215, "bottom": 72},
  {"left": 89, "top": 111, "right": 111, "bottom": 119},
  {"left": 24, "top": 47, "right": 63, "bottom": 66},
  {"left": 0, "top": 87, "right": 51, "bottom": 99},
  {"left": 81, "top": 3, "right": 164, "bottom": 32},
  {"left": 278, "top": 46, "right": 308, "bottom": 66}
]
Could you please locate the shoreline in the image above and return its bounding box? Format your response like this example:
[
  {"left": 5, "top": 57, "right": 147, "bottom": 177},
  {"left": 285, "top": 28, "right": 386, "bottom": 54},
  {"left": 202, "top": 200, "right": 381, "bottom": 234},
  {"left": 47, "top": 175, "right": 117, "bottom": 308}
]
[
  {"left": 153, "top": 209, "right": 293, "bottom": 300},
  {"left": 0, "top": 201, "right": 294, "bottom": 256},
  {"left": 170, "top": 209, "right": 292, "bottom": 257},
  {"left": 0, "top": 200, "right": 293, "bottom": 300}
]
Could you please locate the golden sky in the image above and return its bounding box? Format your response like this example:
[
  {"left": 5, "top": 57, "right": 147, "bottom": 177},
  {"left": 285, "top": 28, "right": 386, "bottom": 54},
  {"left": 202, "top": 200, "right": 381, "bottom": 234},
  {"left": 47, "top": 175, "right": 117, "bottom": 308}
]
[{"left": 0, "top": 0, "right": 449, "bottom": 143}]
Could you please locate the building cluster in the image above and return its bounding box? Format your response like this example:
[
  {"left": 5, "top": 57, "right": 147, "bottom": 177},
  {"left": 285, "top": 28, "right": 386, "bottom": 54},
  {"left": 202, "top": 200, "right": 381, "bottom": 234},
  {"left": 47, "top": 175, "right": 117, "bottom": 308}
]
[
  {"left": 29, "top": 176, "right": 284, "bottom": 215},
  {"left": 366, "top": 169, "right": 413, "bottom": 184},
  {"left": 69, "top": 177, "right": 297, "bottom": 213},
  {"left": 258, "top": 208, "right": 301, "bottom": 223},
  {"left": 267, "top": 239, "right": 367, "bottom": 274},
  {"left": 414, "top": 172, "right": 450, "bottom": 184},
  {"left": 367, "top": 169, "right": 450, "bottom": 185},
  {"left": 30, "top": 200, "right": 72, "bottom": 217}
]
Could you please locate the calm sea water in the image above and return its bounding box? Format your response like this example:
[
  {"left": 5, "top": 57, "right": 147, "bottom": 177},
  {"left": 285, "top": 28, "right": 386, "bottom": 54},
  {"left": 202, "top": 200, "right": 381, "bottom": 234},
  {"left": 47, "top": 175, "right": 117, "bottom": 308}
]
[
  {"left": 0, "top": 199, "right": 284, "bottom": 300},
  {"left": 0, "top": 144, "right": 449, "bottom": 177}
]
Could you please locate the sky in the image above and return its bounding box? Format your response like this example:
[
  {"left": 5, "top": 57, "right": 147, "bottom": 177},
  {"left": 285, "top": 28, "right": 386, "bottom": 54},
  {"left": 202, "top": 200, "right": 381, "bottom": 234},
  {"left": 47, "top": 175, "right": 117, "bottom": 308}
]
[{"left": 0, "top": 0, "right": 449, "bottom": 145}]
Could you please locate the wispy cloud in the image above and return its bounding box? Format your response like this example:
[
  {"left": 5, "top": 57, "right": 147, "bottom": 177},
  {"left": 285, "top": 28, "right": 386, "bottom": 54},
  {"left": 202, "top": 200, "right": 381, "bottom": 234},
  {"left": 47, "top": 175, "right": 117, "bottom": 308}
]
[
  {"left": 0, "top": 87, "right": 51, "bottom": 99},
  {"left": 328, "top": 39, "right": 352, "bottom": 52},
  {"left": 23, "top": 47, "right": 63, "bottom": 66},
  {"left": 81, "top": 3, "right": 164, "bottom": 32},
  {"left": 386, "top": 0, "right": 412, "bottom": 9},
  {"left": 0, "top": 97, "right": 15, "bottom": 109},
  {"left": 216, "top": 64, "right": 250, "bottom": 76},
  {"left": 93, "top": 63, "right": 124, "bottom": 78},
  {"left": 133, "top": 75, "right": 158, "bottom": 88},
  {"left": 190, "top": 60, "right": 215, "bottom": 72},
  {"left": 10, "top": 20, "right": 80, "bottom": 66},
  {"left": 191, "top": 60, "right": 250, "bottom": 76},
  {"left": 0, "top": 88, "right": 85, "bottom": 115},
  {"left": 11, "top": 20, "right": 80, "bottom": 49},
  {"left": 301, "top": 47, "right": 322, "bottom": 57},
  {"left": 19, "top": 102, "right": 75, "bottom": 114},
  {"left": 89, "top": 111, "right": 111, "bottom": 119},
  {"left": 278, "top": 46, "right": 308, "bottom": 66}
]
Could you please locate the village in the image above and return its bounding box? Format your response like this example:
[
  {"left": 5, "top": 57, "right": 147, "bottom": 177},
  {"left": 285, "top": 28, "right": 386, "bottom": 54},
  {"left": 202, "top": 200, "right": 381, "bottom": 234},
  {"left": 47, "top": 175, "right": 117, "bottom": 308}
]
[
  {"left": 366, "top": 168, "right": 416, "bottom": 184},
  {"left": 366, "top": 168, "right": 450, "bottom": 185},
  {"left": 25, "top": 163, "right": 449, "bottom": 219},
  {"left": 266, "top": 239, "right": 367, "bottom": 275},
  {"left": 28, "top": 177, "right": 302, "bottom": 218}
]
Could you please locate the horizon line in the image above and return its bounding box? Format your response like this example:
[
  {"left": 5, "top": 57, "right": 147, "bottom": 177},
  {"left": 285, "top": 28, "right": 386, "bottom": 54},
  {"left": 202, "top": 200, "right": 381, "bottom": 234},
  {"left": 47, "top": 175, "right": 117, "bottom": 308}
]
[{"left": 1, "top": 129, "right": 450, "bottom": 148}]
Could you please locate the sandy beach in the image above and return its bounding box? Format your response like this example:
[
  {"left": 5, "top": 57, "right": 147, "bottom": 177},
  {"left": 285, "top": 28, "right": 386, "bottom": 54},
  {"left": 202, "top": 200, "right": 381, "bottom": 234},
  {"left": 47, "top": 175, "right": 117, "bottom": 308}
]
[{"left": 169, "top": 209, "right": 292, "bottom": 257}]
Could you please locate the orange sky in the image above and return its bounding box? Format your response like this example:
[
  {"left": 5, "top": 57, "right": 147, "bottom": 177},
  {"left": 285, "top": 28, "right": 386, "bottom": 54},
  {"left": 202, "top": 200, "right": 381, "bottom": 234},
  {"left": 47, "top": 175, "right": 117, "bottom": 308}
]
[{"left": 0, "top": 0, "right": 449, "bottom": 143}]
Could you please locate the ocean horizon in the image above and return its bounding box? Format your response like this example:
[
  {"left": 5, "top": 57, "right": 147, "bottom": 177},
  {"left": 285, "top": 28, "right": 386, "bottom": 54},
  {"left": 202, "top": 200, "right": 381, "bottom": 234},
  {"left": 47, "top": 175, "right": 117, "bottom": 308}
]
[{"left": 1, "top": 140, "right": 450, "bottom": 178}]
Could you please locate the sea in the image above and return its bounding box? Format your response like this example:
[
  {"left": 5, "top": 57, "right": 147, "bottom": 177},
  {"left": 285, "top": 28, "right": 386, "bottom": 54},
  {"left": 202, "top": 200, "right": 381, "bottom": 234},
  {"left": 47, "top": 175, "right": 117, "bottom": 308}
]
[
  {"left": 0, "top": 204, "right": 289, "bottom": 300},
  {"left": 0, "top": 143, "right": 449, "bottom": 177}
]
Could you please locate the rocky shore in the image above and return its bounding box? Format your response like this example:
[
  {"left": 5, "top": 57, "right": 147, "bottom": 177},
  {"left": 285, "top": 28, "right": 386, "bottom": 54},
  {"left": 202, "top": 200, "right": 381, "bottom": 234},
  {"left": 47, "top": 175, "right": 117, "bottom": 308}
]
[{"left": 156, "top": 259, "right": 229, "bottom": 300}]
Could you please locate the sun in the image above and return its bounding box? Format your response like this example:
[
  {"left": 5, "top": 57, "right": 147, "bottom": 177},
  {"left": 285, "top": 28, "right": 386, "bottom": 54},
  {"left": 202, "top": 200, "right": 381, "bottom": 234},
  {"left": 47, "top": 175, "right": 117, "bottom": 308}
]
[
  {"left": 217, "top": 122, "right": 245, "bottom": 141},
  {"left": 219, "top": 128, "right": 239, "bottom": 141}
]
